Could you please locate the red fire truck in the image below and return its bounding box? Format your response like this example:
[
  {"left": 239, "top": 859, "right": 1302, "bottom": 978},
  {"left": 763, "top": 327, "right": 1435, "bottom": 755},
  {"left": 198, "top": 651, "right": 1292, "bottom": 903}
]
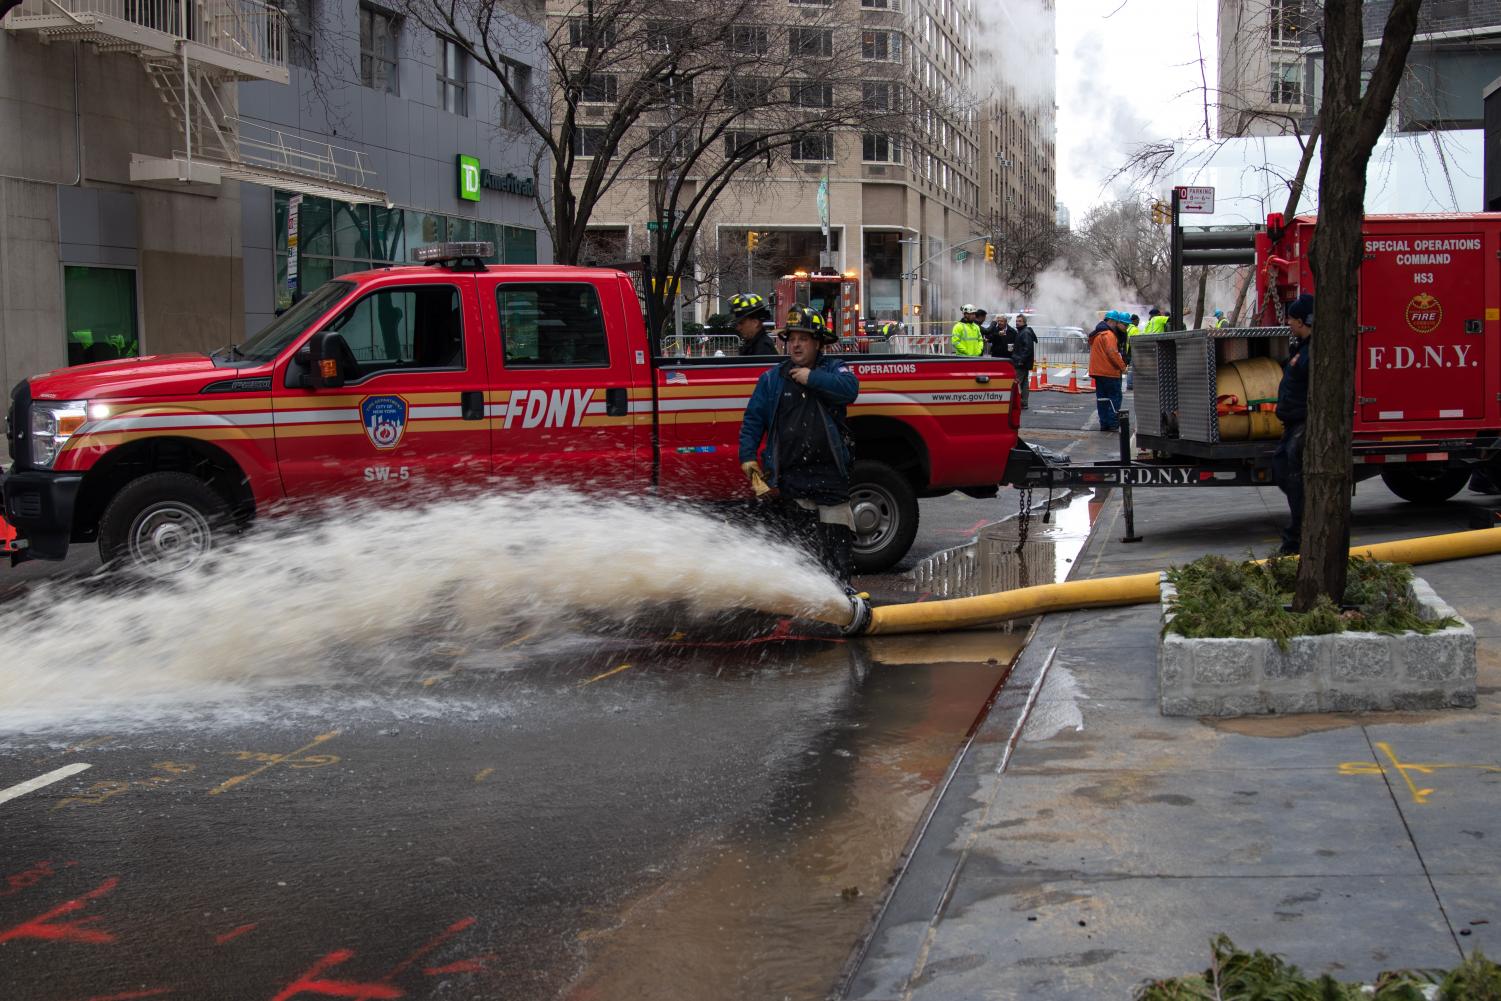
[
  {"left": 3, "top": 244, "right": 1019, "bottom": 574},
  {"left": 1003, "top": 211, "right": 1501, "bottom": 514},
  {"left": 774, "top": 268, "right": 862, "bottom": 342}
]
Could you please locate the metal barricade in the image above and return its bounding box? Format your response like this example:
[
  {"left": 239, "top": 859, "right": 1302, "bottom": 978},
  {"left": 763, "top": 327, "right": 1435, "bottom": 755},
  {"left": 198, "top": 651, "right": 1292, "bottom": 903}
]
[
  {"left": 658, "top": 334, "right": 745, "bottom": 357},
  {"left": 1031, "top": 328, "right": 1093, "bottom": 393}
]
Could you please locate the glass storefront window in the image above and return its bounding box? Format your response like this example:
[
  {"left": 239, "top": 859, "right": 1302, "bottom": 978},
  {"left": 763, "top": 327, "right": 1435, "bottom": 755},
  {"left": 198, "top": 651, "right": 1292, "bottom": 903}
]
[
  {"left": 64, "top": 266, "right": 139, "bottom": 366},
  {"left": 504, "top": 226, "right": 537, "bottom": 263},
  {"left": 333, "top": 203, "right": 372, "bottom": 259},
  {"left": 371, "top": 205, "right": 405, "bottom": 262},
  {"left": 405, "top": 212, "right": 447, "bottom": 259}
]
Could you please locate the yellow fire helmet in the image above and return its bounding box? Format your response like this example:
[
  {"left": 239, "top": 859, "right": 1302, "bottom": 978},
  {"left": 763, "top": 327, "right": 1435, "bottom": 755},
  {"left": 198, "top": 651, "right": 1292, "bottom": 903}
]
[{"left": 780, "top": 304, "right": 838, "bottom": 344}]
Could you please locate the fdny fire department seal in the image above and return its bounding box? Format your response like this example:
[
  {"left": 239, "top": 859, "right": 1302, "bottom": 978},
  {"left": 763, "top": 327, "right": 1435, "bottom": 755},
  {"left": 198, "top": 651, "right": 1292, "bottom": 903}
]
[
  {"left": 1405, "top": 292, "right": 1443, "bottom": 334},
  {"left": 360, "top": 395, "right": 409, "bottom": 450}
]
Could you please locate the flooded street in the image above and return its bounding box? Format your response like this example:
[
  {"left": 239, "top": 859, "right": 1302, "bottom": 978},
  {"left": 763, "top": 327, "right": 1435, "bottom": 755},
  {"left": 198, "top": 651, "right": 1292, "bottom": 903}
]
[{"left": 0, "top": 484, "right": 1103, "bottom": 999}]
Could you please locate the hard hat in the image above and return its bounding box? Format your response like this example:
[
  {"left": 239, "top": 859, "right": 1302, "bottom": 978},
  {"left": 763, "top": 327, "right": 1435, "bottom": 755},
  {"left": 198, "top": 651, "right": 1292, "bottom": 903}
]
[
  {"left": 780, "top": 304, "right": 838, "bottom": 344},
  {"left": 1104, "top": 310, "right": 1122, "bottom": 323},
  {"left": 961, "top": 303, "right": 978, "bottom": 314},
  {"left": 1148, "top": 306, "right": 1161, "bottom": 316},
  {"left": 1214, "top": 308, "right": 1225, "bottom": 318},
  {"left": 728, "top": 292, "right": 770, "bottom": 321}
]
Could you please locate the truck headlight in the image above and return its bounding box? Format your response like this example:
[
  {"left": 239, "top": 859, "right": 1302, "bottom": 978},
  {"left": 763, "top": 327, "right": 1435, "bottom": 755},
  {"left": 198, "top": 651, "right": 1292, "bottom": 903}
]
[{"left": 29, "top": 400, "right": 89, "bottom": 468}]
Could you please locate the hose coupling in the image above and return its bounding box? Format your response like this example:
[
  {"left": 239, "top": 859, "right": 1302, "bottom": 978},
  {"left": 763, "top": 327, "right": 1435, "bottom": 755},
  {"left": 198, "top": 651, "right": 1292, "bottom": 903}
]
[{"left": 840, "top": 591, "right": 872, "bottom": 636}]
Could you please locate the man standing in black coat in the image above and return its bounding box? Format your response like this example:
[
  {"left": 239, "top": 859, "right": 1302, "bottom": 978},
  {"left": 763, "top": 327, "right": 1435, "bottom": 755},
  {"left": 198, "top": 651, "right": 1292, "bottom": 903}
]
[
  {"left": 1011, "top": 313, "right": 1037, "bottom": 409},
  {"left": 1273, "top": 294, "right": 1313, "bottom": 555}
]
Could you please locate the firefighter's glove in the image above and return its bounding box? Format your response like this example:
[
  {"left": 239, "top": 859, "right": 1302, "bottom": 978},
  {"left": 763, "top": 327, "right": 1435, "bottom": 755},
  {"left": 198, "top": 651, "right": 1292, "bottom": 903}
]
[{"left": 741, "top": 460, "right": 772, "bottom": 498}]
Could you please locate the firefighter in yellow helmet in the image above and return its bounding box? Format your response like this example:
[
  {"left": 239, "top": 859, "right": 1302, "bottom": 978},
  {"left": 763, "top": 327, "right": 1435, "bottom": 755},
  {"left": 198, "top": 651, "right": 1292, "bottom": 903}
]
[
  {"left": 738, "top": 305, "right": 861, "bottom": 583},
  {"left": 728, "top": 292, "right": 777, "bottom": 356}
]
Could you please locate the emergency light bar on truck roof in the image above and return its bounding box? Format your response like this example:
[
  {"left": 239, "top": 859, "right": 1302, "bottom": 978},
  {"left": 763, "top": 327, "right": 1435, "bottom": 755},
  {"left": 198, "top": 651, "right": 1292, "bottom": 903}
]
[{"left": 414, "top": 242, "right": 495, "bottom": 268}]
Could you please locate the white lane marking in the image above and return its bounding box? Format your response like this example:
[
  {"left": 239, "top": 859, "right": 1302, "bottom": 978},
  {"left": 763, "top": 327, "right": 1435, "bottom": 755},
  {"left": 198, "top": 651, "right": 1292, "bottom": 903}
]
[{"left": 0, "top": 762, "right": 92, "bottom": 806}]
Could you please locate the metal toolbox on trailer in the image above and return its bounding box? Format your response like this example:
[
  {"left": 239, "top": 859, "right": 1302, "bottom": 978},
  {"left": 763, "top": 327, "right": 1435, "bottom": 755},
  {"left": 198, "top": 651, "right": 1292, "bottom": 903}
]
[{"left": 1132, "top": 326, "right": 1291, "bottom": 456}]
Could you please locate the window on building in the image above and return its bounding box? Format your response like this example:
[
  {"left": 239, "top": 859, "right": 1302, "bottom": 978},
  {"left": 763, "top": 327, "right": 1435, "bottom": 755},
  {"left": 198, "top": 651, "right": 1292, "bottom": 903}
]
[
  {"left": 271, "top": 0, "right": 315, "bottom": 69},
  {"left": 862, "top": 134, "right": 901, "bottom": 163},
  {"left": 789, "top": 26, "right": 833, "bottom": 58},
  {"left": 438, "top": 36, "right": 466, "bottom": 115},
  {"left": 648, "top": 74, "right": 693, "bottom": 106},
  {"left": 791, "top": 133, "right": 834, "bottom": 161},
  {"left": 861, "top": 0, "right": 892, "bottom": 8},
  {"left": 724, "top": 131, "right": 770, "bottom": 160},
  {"left": 646, "top": 19, "right": 690, "bottom": 52},
  {"left": 1269, "top": 0, "right": 1300, "bottom": 46},
  {"left": 648, "top": 128, "right": 681, "bottom": 159},
  {"left": 571, "top": 126, "right": 608, "bottom": 157},
  {"left": 497, "top": 284, "right": 610, "bottom": 368},
  {"left": 862, "top": 80, "right": 895, "bottom": 112},
  {"left": 497, "top": 57, "right": 531, "bottom": 130},
  {"left": 789, "top": 0, "right": 833, "bottom": 7},
  {"left": 728, "top": 75, "right": 772, "bottom": 109},
  {"left": 863, "top": 29, "right": 901, "bottom": 62},
  {"left": 730, "top": 24, "right": 769, "bottom": 55},
  {"left": 568, "top": 18, "right": 618, "bottom": 48},
  {"left": 791, "top": 81, "right": 833, "bottom": 108},
  {"left": 64, "top": 266, "right": 139, "bottom": 366},
  {"left": 326, "top": 285, "right": 464, "bottom": 375},
  {"left": 579, "top": 72, "right": 618, "bottom": 103},
  {"left": 1270, "top": 58, "right": 1301, "bottom": 105},
  {"left": 359, "top": 4, "right": 398, "bottom": 94}
]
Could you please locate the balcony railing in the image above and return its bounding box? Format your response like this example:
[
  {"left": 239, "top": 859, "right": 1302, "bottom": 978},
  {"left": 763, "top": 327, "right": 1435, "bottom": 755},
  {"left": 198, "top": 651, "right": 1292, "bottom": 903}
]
[{"left": 6, "top": 0, "right": 287, "bottom": 80}]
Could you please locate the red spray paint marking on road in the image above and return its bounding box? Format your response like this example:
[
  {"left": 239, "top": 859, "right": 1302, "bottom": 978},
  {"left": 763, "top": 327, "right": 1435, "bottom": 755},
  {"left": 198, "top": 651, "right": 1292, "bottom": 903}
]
[
  {"left": 268, "top": 950, "right": 404, "bottom": 1001},
  {"left": 0, "top": 876, "right": 119, "bottom": 944},
  {"left": 214, "top": 922, "right": 259, "bottom": 945},
  {"left": 423, "top": 954, "right": 497, "bottom": 975},
  {"left": 380, "top": 916, "right": 476, "bottom": 983},
  {"left": 0, "top": 860, "right": 76, "bottom": 899}
]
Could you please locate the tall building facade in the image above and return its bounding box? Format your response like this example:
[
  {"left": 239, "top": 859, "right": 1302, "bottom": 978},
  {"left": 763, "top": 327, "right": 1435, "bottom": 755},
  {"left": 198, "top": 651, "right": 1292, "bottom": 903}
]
[
  {"left": 0, "top": 0, "right": 549, "bottom": 394},
  {"left": 572, "top": 0, "right": 1056, "bottom": 331},
  {"left": 1218, "top": 0, "right": 1501, "bottom": 139}
]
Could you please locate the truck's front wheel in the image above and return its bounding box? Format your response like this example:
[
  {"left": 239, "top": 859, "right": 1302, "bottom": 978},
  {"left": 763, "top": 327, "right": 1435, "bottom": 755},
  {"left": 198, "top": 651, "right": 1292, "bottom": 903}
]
[
  {"left": 1380, "top": 465, "right": 1470, "bottom": 505},
  {"left": 850, "top": 460, "right": 919, "bottom": 573},
  {"left": 99, "top": 472, "right": 230, "bottom": 574}
]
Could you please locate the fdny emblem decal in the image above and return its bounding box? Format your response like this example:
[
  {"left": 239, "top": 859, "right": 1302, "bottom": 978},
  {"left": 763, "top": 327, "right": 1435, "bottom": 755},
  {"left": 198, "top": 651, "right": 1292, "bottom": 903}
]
[
  {"left": 361, "top": 395, "right": 409, "bottom": 450},
  {"left": 1405, "top": 293, "right": 1443, "bottom": 334}
]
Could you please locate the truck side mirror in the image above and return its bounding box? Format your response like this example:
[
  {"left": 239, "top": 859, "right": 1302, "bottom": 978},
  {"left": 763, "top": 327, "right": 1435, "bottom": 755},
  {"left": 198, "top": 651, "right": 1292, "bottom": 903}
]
[{"left": 305, "top": 329, "right": 353, "bottom": 389}]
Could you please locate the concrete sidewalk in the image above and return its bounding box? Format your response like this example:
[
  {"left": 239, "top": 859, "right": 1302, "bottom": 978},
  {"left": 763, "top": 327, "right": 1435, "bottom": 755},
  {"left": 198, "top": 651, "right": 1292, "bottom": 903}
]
[{"left": 844, "top": 477, "right": 1501, "bottom": 998}]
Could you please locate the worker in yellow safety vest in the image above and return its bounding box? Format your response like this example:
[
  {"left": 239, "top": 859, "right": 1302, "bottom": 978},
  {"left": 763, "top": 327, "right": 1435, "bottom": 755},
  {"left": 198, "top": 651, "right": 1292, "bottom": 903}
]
[
  {"left": 1213, "top": 309, "right": 1228, "bottom": 328},
  {"left": 1123, "top": 313, "right": 1141, "bottom": 387},
  {"left": 1144, "top": 306, "right": 1169, "bottom": 334},
  {"left": 951, "top": 304, "right": 984, "bottom": 356}
]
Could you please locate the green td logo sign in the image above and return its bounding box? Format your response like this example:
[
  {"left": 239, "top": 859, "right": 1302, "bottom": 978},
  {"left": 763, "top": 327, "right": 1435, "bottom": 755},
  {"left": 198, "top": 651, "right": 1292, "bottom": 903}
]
[{"left": 457, "top": 155, "right": 482, "bottom": 202}]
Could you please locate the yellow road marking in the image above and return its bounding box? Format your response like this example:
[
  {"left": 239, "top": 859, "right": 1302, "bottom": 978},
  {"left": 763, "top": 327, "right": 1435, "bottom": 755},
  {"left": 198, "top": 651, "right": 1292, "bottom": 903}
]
[
  {"left": 579, "top": 663, "right": 632, "bottom": 687},
  {"left": 474, "top": 768, "right": 495, "bottom": 783},
  {"left": 1337, "top": 740, "right": 1501, "bottom": 804},
  {"left": 208, "top": 730, "right": 340, "bottom": 796}
]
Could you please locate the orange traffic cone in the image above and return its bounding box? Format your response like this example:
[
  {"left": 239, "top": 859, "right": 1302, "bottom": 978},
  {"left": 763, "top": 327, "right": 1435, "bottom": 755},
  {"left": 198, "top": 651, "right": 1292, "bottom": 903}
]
[
  {"left": 1066, "top": 368, "right": 1079, "bottom": 393},
  {"left": 1029, "top": 368, "right": 1041, "bottom": 392}
]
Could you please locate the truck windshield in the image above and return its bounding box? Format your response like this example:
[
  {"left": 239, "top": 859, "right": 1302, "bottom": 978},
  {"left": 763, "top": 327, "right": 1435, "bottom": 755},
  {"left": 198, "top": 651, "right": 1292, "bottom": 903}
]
[{"left": 238, "top": 282, "right": 353, "bottom": 362}]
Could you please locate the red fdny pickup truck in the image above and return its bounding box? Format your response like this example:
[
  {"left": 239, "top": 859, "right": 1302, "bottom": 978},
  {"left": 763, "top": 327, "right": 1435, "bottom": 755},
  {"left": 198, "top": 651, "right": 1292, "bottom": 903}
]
[{"left": 3, "top": 243, "right": 1019, "bottom": 574}]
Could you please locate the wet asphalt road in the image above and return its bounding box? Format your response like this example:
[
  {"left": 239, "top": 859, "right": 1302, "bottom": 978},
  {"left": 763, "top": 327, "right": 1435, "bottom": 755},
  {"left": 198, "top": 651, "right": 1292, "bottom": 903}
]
[{"left": 0, "top": 395, "right": 1101, "bottom": 1000}]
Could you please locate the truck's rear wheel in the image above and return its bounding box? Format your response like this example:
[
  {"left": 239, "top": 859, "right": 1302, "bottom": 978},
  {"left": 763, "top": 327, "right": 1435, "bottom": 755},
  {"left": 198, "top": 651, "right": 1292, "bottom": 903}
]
[
  {"left": 850, "top": 460, "right": 919, "bottom": 573},
  {"left": 1380, "top": 465, "right": 1470, "bottom": 505},
  {"left": 99, "top": 472, "right": 230, "bottom": 574}
]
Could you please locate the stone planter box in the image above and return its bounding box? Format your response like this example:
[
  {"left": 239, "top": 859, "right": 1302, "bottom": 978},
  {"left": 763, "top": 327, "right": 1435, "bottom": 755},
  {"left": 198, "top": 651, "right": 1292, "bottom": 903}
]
[{"left": 1158, "top": 575, "right": 1476, "bottom": 717}]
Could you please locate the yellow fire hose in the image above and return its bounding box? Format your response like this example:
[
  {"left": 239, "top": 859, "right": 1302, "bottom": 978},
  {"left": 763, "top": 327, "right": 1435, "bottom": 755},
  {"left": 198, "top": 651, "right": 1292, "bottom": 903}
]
[{"left": 826, "top": 526, "right": 1501, "bottom": 636}]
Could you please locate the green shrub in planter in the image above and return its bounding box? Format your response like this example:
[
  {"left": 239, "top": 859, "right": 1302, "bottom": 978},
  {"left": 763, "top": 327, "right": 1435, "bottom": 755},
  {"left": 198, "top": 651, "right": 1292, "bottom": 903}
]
[
  {"left": 1163, "top": 555, "right": 1456, "bottom": 650},
  {"left": 1135, "top": 934, "right": 1501, "bottom": 999}
]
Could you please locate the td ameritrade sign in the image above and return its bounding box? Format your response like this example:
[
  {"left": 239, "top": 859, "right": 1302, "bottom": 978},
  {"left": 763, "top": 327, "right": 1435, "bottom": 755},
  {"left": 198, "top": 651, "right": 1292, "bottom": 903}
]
[{"left": 455, "top": 155, "right": 536, "bottom": 202}]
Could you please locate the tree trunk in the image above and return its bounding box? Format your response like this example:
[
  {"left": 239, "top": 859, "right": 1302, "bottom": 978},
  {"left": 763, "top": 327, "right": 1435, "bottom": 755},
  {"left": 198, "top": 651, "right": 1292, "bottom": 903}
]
[
  {"left": 1227, "top": 267, "right": 1253, "bottom": 326},
  {"left": 1193, "top": 267, "right": 1208, "bottom": 329},
  {"left": 1292, "top": 0, "right": 1423, "bottom": 610}
]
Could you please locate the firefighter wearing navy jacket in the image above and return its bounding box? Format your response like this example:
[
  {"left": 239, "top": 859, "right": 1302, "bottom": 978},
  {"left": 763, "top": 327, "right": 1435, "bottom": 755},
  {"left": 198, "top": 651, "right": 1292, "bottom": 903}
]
[{"left": 738, "top": 305, "right": 861, "bottom": 582}]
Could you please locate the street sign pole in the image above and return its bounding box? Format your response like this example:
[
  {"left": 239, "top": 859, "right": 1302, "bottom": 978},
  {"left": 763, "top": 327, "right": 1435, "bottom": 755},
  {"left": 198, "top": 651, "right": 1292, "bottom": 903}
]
[{"left": 1169, "top": 187, "right": 1183, "bottom": 332}]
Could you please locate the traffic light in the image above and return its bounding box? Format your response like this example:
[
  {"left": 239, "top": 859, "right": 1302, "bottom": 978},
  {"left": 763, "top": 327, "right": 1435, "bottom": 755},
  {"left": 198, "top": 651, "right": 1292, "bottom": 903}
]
[
  {"left": 983, "top": 241, "right": 996, "bottom": 262},
  {"left": 422, "top": 215, "right": 440, "bottom": 242},
  {"left": 747, "top": 231, "right": 760, "bottom": 252},
  {"left": 1150, "top": 201, "right": 1170, "bottom": 225}
]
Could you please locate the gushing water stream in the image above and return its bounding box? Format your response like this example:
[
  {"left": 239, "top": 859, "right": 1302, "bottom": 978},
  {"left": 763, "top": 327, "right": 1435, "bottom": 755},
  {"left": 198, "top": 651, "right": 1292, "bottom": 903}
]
[{"left": 0, "top": 491, "right": 848, "bottom": 729}]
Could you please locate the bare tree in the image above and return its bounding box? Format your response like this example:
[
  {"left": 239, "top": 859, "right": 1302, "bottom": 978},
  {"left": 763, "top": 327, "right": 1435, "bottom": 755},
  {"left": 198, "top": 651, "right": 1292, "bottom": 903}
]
[
  {"left": 1078, "top": 199, "right": 1172, "bottom": 305},
  {"left": 1294, "top": 0, "right": 1422, "bottom": 609},
  {"left": 401, "top": 0, "right": 924, "bottom": 333}
]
